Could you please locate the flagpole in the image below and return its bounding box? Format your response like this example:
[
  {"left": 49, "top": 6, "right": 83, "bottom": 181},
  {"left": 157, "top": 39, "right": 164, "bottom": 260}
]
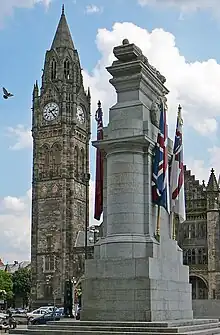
[
  {"left": 155, "top": 205, "right": 161, "bottom": 241},
  {"left": 170, "top": 212, "right": 176, "bottom": 240}
]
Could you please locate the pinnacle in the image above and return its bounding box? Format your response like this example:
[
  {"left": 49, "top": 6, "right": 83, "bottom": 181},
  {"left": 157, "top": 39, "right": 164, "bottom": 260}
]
[
  {"left": 51, "top": 7, "right": 75, "bottom": 50},
  {"left": 207, "top": 168, "right": 219, "bottom": 192}
]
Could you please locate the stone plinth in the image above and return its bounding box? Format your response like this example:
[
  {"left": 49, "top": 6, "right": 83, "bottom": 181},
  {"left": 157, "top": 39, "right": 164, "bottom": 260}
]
[{"left": 81, "top": 40, "right": 193, "bottom": 321}]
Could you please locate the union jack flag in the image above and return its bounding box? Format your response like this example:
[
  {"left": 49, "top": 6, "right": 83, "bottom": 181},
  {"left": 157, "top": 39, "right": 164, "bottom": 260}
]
[
  {"left": 94, "top": 101, "right": 104, "bottom": 221},
  {"left": 170, "top": 105, "right": 186, "bottom": 223},
  {"left": 152, "top": 98, "right": 170, "bottom": 213}
]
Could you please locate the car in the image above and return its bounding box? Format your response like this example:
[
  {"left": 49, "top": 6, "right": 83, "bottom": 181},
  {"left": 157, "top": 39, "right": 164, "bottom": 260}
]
[
  {"left": 15, "top": 308, "right": 26, "bottom": 314},
  {"left": 39, "top": 306, "right": 55, "bottom": 312},
  {"left": 56, "top": 307, "right": 64, "bottom": 316},
  {"left": 26, "top": 308, "right": 50, "bottom": 322},
  {"left": 0, "top": 313, "right": 7, "bottom": 320},
  {"left": 30, "top": 312, "right": 60, "bottom": 325}
]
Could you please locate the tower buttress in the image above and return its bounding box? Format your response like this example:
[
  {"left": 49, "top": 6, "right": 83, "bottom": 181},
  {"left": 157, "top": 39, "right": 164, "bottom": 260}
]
[{"left": 206, "top": 168, "right": 220, "bottom": 299}]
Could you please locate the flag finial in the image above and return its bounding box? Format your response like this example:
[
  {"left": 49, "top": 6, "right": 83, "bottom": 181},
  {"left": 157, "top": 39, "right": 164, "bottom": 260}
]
[{"left": 178, "top": 104, "right": 183, "bottom": 125}]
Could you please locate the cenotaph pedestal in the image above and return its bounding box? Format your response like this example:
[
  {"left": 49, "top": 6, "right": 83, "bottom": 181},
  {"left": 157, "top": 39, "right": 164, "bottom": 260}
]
[{"left": 81, "top": 39, "right": 193, "bottom": 321}]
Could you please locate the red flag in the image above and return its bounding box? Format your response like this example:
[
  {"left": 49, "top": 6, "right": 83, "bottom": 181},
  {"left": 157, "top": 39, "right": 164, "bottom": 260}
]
[{"left": 94, "top": 101, "right": 103, "bottom": 220}]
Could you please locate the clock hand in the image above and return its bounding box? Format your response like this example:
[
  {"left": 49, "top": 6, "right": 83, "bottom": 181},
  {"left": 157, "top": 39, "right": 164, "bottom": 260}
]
[{"left": 50, "top": 111, "right": 56, "bottom": 118}]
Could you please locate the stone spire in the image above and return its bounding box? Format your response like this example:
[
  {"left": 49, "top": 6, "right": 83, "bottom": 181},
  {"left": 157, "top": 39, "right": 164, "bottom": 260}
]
[
  {"left": 51, "top": 5, "right": 75, "bottom": 50},
  {"left": 207, "top": 168, "right": 219, "bottom": 192}
]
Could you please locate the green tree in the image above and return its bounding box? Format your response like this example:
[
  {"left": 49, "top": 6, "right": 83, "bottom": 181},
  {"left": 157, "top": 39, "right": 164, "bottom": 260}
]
[
  {"left": 12, "top": 267, "right": 31, "bottom": 307},
  {"left": 0, "top": 270, "right": 13, "bottom": 300}
]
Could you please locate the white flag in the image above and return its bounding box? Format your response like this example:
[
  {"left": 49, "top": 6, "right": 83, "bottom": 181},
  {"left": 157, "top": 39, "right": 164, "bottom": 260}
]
[{"left": 170, "top": 105, "right": 186, "bottom": 223}]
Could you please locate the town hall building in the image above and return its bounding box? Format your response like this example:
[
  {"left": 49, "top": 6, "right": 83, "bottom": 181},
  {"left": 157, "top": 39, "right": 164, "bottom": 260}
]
[{"left": 178, "top": 166, "right": 220, "bottom": 300}]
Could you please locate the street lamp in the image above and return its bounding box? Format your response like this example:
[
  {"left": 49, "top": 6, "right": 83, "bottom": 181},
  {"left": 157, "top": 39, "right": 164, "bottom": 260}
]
[{"left": 71, "top": 277, "right": 77, "bottom": 318}]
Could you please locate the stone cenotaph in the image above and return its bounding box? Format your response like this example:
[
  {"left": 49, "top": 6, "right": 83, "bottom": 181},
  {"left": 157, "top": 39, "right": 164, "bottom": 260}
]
[{"left": 81, "top": 39, "right": 193, "bottom": 321}]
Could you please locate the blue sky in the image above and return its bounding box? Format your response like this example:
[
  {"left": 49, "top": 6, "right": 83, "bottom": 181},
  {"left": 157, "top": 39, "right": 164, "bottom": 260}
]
[{"left": 1, "top": 0, "right": 220, "bottom": 261}]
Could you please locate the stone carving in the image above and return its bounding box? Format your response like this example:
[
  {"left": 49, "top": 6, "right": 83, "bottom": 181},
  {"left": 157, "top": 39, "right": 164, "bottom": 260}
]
[
  {"left": 52, "top": 184, "right": 58, "bottom": 194},
  {"left": 138, "top": 54, "right": 166, "bottom": 84},
  {"left": 150, "top": 97, "right": 160, "bottom": 127},
  {"left": 42, "top": 185, "right": 47, "bottom": 195},
  {"left": 150, "top": 93, "right": 168, "bottom": 127}
]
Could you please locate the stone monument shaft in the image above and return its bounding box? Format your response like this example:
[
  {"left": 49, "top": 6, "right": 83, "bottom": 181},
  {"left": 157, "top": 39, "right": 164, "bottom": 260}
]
[{"left": 82, "top": 39, "right": 193, "bottom": 321}]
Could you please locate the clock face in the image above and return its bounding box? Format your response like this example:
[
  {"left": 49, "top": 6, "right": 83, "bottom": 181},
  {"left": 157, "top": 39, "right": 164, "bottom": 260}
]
[
  {"left": 43, "top": 102, "right": 59, "bottom": 121},
  {"left": 76, "top": 106, "right": 85, "bottom": 124}
]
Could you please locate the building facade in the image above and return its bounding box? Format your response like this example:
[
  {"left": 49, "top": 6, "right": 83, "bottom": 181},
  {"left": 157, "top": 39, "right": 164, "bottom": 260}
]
[
  {"left": 31, "top": 7, "right": 90, "bottom": 307},
  {"left": 178, "top": 166, "right": 220, "bottom": 300}
]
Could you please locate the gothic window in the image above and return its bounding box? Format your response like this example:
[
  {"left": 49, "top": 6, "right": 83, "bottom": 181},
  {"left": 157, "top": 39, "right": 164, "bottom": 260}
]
[
  {"left": 51, "top": 58, "right": 57, "bottom": 80},
  {"left": 188, "top": 249, "right": 192, "bottom": 264},
  {"left": 203, "top": 248, "right": 207, "bottom": 264},
  {"left": 74, "top": 146, "right": 79, "bottom": 176},
  {"left": 64, "top": 58, "right": 70, "bottom": 80},
  {"left": 183, "top": 224, "right": 189, "bottom": 238},
  {"left": 46, "top": 235, "right": 52, "bottom": 251},
  {"left": 51, "top": 143, "right": 62, "bottom": 177},
  {"left": 198, "top": 248, "right": 203, "bottom": 264},
  {"left": 192, "top": 249, "right": 196, "bottom": 264},
  {"left": 44, "top": 255, "right": 55, "bottom": 272},
  {"left": 189, "top": 276, "right": 208, "bottom": 300},
  {"left": 39, "top": 144, "right": 50, "bottom": 179},
  {"left": 183, "top": 249, "right": 187, "bottom": 264},
  {"left": 44, "top": 284, "right": 53, "bottom": 298},
  {"left": 191, "top": 224, "right": 196, "bottom": 238},
  {"left": 80, "top": 148, "right": 85, "bottom": 178}
]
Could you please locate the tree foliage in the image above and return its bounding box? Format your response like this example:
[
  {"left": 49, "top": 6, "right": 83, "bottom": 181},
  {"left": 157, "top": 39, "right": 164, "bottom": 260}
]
[
  {"left": 0, "top": 270, "right": 13, "bottom": 300},
  {"left": 12, "top": 267, "right": 31, "bottom": 306}
]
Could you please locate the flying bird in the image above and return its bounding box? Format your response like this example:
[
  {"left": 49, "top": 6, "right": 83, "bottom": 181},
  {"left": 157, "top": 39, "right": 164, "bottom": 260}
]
[{"left": 3, "top": 87, "right": 14, "bottom": 99}]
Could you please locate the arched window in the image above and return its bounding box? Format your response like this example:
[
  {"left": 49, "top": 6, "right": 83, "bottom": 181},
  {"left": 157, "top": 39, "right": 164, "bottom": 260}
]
[
  {"left": 51, "top": 143, "right": 61, "bottom": 176},
  {"left": 52, "top": 143, "right": 61, "bottom": 165},
  {"left": 192, "top": 249, "right": 196, "bottom": 264},
  {"left": 191, "top": 224, "right": 196, "bottom": 238},
  {"left": 183, "top": 224, "right": 189, "bottom": 238},
  {"left": 80, "top": 148, "right": 85, "bottom": 177},
  {"left": 74, "top": 146, "right": 79, "bottom": 176},
  {"left": 198, "top": 248, "right": 203, "bottom": 264},
  {"left": 189, "top": 276, "right": 208, "bottom": 300},
  {"left": 64, "top": 58, "right": 70, "bottom": 80},
  {"left": 183, "top": 249, "right": 187, "bottom": 264},
  {"left": 188, "top": 249, "right": 192, "bottom": 265},
  {"left": 203, "top": 248, "right": 207, "bottom": 264},
  {"left": 39, "top": 144, "right": 50, "bottom": 179},
  {"left": 51, "top": 58, "right": 57, "bottom": 80}
]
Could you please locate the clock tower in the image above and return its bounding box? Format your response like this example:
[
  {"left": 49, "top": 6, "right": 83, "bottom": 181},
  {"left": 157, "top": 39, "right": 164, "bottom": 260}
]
[{"left": 31, "top": 6, "right": 90, "bottom": 307}]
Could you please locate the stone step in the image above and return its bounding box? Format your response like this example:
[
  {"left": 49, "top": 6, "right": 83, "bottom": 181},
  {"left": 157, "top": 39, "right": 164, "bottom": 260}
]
[
  {"left": 26, "top": 322, "right": 220, "bottom": 333},
  {"left": 47, "top": 320, "right": 220, "bottom": 328},
  {"left": 8, "top": 327, "right": 220, "bottom": 335}
]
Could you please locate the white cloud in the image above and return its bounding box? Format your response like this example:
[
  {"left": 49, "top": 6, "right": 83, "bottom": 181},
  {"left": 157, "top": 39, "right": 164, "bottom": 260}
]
[
  {"left": 137, "top": 0, "right": 220, "bottom": 12},
  {"left": 0, "top": 189, "right": 31, "bottom": 263},
  {"left": 83, "top": 22, "right": 220, "bottom": 139},
  {"left": 7, "top": 124, "right": 32, "bottom": 150},
  {"left": 0, "top": 179, "right": 99, "bottom": 262},
  {"left": 194, "top": 118, "right": 218, "bottom": 136},
  {"left": 85, "top": 4, "right": 103, "bottom": 14},
  {"left": 0, "top": 0, "right": 52, "bottom": 27}
]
